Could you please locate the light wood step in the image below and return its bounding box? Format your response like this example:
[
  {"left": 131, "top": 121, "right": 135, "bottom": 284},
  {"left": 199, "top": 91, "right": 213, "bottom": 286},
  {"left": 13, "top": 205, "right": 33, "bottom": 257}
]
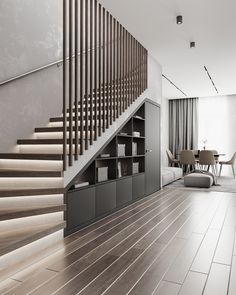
[
  {"left": 0, "top": 170, "right": 62, "bottom": 178},
  {"left": 0, "top": 221, "right": 66, "bottom": 256},
  {"left": 0, "top": 204, "right": 66, "bottom": 221},
  {"left": 0, "top": 188, "right": 64, "bottom": 198},
  {"left": 0, "top": 153, "right": 63, "bottom": 160}
]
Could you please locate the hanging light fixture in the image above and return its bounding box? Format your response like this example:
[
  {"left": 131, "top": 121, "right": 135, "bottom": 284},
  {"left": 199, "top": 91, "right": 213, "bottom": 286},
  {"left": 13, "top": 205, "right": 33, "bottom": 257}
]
[{"left": 176, "top": 15, "right": 183, "bottom": 25}]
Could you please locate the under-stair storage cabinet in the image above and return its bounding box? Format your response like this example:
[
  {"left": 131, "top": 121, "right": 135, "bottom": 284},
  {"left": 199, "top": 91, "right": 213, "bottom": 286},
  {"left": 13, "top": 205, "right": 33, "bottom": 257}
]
[{"left": 66, "top": 101, "right": 161, "bottom": 234}]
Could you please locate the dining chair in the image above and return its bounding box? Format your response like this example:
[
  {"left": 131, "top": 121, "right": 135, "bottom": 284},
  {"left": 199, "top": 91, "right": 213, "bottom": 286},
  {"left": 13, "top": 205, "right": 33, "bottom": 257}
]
[
  {"left": 211, "top": 150, "right": 219, "bottom": 163},
  {"left": 166, "top": 149, "right": 180, "bottom": 167},
  {"left": 219, "top": 152, "right": 236, "bottom": 178},
  {"left": 179, "top": 150, "right": 196, "bottom": 174},
  {"left": 199, "top": 150, "right": 218, "bottom": 180}
]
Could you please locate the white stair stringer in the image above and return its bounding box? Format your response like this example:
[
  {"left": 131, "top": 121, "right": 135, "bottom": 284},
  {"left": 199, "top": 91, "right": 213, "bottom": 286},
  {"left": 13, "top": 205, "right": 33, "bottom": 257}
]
[{"left": 63, "top": 90, "right": 147, "bottom": 187}]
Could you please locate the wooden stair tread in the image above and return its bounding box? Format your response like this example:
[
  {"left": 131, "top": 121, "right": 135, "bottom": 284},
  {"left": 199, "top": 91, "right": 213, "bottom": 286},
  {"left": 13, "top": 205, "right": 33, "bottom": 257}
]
[
  {"left": 0, "top": 170, "right": 62, "bottom": 177},
  {"left": 17, "top": 139, "right": 82, "bottom": 144},
  {"left": 0, "top": 188, "right": 65, "bottom": 198},
  {"left": 49, "top": 116, "right": 106, "bottom": 122},
  {"left": 0, "top": 153, "right": 63, "bottom": 160},
  {"left": 0, "top": 221, "right": 66, "bottom": 256},
  {"left": 0, "top": 204, "right": 66, "bottom": 221},
  {"left": 35, "top": 127, "right": 96, "bottom": 133}
]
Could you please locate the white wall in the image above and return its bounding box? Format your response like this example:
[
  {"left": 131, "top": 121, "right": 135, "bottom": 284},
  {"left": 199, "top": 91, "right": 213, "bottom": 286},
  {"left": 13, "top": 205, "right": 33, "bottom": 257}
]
[
  {"left": 198, "top": 94, "right": 236, "bottom": 176},
  {"left": 147, "top": 54, "right": 162, "bottom": 105}
]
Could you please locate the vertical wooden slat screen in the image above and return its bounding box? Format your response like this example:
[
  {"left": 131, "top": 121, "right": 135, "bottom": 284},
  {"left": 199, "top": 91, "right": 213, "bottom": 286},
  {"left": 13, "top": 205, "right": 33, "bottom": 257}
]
[
  {"left": 74, "top": 0, "right": 79, "bottom": 160},
  {"left": 98, "top": 4, "right": 102, "bottom": 136},
  {"left": 94, "top": 0, "right": 98, "bottom": 140},
  {"left": 119, "top": 24, "right": 122, "bottom": 115},
  {"left": 128, "top": 32, "right": 131, "bottom": 106},
  {"left": 89, "top": 0, "right": 93, "bottom": 145},
  {"left": 116, "top": 21, "right": 120, "bottom": 118},
  {"left": 122, "top": 27, "right": 125, "bottom": 112},
  {"left": 125, "top": 29, "right": 128, "bottom": 109},
  {"left": 63, "top": 0, "right": 148, "bottom": 170},
  {"left": 106, "top": 11, "right": 109, "bottom": 128},
  {"left": 68, "top": 0, "right": 73, "bottom": 166},
  {"left": 63, "top": 0, "right": 67, "bottom": 170},
  {"left": 113, "top": 17, "right": 116, "bottom": 121},
  {"left": 85, "top": 0, "right": 89, "bottom": 150},
  {"left": 79, "top": 0, "right": 84, "bottom": 155},
  {"left": 102, "top": 7, "right": 106, "bottom": 132},
  {"left": 109, "top": 14, "right": 113, "bottom": 125}
]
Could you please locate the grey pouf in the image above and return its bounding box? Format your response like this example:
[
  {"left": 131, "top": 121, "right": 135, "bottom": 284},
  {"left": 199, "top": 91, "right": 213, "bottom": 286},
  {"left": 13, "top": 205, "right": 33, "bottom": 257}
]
[{"left": 184, "top": 173, "right": 214, "bottom": 188}]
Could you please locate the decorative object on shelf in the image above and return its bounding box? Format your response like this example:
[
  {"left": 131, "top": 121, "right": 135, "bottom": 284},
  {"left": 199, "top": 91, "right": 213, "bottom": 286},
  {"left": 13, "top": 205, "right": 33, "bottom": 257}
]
[
  {"left": 118, "top": 144, "right": 126, "bottom": 157},
  {"left": 133, "top": 131, "right": 141, "bottom": 137},
  {"left": 118, "top": 161, "right": 122, "bottom": 178},
  {"left": 122, "top": 161, "right": 129, "bottom": 176},
  {"left": 134, "top": 115, "right": 143, "bottom": 120},
  {"left": 133, "top": 162, "right": 139, "bottom": 174},
  {"left": 74, "top": 182, "right": 89, "bottom": 189},
  {"left": 97, "top": 167, "right": 108, "bottom": 182},
  {"left": 119, "top": 132, "right": 128, "bottom": 136},
  {"left": 132, "top": 142, "right": 138, "bottom": 156},
  {"left": 100, "top": 153, "right": 110, "bottom": 158}
]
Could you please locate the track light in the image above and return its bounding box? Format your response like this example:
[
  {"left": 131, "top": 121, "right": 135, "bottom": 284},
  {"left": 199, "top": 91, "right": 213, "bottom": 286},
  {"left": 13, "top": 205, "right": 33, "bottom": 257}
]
[
  {"left": 176, "top": 15, "right": 183, "bottom": 25},
  {"left": 190, "top": 41, "right": 195, "bottom": 48}
]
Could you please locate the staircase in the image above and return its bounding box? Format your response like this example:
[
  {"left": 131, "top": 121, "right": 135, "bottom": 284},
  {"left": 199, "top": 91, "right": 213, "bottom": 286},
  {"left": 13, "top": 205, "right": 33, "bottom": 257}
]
[{"left": 0, "top": 0, "right": 148, "bottom": 282}]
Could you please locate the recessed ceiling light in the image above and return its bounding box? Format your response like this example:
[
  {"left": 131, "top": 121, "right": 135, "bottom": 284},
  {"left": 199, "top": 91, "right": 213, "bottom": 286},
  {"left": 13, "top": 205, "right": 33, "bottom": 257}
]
[
  {"left": 190, "top": 41, "right": 195, "bottom": 48},
  {"left": 176, "top": 15, "right": 183, "bottom": 25}
]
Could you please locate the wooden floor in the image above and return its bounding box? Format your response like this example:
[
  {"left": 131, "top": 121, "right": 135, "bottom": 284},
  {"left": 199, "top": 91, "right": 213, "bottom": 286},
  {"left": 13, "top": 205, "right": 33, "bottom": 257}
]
[{"left": 1, "top": 187, "right": 236, "bottom": 295}]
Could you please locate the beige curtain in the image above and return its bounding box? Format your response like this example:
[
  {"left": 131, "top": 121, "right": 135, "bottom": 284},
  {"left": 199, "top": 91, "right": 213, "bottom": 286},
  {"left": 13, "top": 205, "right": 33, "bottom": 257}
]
[{"left": 169, "top": 97, "right": 199, "bottom": 157}]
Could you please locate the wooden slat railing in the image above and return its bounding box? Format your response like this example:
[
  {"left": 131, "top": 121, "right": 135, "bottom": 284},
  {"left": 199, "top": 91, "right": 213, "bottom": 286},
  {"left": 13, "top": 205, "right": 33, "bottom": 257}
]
[{"left": 63, "top": 0, "right": 148, "bottom": 170}]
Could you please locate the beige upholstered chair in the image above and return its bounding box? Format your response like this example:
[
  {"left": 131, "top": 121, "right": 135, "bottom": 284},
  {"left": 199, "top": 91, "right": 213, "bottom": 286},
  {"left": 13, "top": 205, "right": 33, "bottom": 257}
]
[
  {"left": 211, "top": 150, "right": 219, "bottom": 163},
  {"left": 180, "top": 150, "right": 196, "bottom": 174},
  {"left": 199, "top": 150, "right": 217, "bottom": 178},
  {"left": 219, "top": 152, "right": 236, "bottom": 178},
  {"left": 166, "top": 149, "right": 180, "bottom": 167}
]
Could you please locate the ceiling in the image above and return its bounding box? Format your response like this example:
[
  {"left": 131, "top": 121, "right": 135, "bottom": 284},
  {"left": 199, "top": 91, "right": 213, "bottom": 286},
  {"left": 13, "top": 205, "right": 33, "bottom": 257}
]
[{"left": 100, "top": 0, "right": 236, "bottom": 98}]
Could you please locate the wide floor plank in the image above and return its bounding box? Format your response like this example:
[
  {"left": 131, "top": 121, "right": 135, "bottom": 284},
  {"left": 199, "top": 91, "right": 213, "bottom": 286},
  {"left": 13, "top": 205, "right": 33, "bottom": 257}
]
[
  {"left": 213, "top": 226, "right": 235, "bottom": 265},
  {"left": 164, "top": 233, "right": 204, "bottom": 284},
  {"left": 178, "top": 271, "right": 207, "bottom": 295},
  {"left": 203, "top": 263, "right": 230, "bottom": 295},
  {"left": 229, "top": 255, "right": 236, "bottom": 295},
  {"left": 153, "top": 281, "right": 181, "bottom": 295},
  {"left": 190, "top": 229, "right": 221, "bottom": 274}
]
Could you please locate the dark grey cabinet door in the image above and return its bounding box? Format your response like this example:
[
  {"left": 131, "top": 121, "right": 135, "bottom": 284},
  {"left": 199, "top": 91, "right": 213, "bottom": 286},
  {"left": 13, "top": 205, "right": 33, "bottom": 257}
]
[
  {"left": 133, "top": 173, "right": 145, "bottom": 200},
  {"left": 116, "top": 177, "right": 132, "bottom": 207},
  {"left": 145, "top": 101, "right": 161, "bottom": 195},
  {"left": 96, "top": 181, "right": 116, "bottom": 216},
  {"left": 67, "top": 187, "right": 95, "bottom": 232}
]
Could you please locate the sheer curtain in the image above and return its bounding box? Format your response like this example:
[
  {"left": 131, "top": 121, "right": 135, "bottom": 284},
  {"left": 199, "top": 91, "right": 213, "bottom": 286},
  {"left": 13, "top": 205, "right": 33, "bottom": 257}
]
[{"left": 169, "top": 97, "right": 199, "bottom": 157}]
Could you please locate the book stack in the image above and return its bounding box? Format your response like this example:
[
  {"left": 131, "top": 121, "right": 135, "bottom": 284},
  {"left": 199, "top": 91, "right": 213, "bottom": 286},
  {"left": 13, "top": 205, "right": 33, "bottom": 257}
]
[{"left": 133, "top": 131, "right": 141, "bottom": 137}]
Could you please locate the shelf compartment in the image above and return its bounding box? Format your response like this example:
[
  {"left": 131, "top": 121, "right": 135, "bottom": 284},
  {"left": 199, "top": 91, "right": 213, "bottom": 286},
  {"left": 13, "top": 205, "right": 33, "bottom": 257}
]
[
  {"left": 117, "top": 158, "right": 132, "bottom": 178},
  {"left": 132, "top": 138, "right": 145, "bottom": 156},
  {"left": 98, "top": 138, "right": 117, "bottom": 158},
  {"left": 132, "top": 157, "right": 145, "bottom": 174},
  {"left": 96, "top": 159, "right": 117, "bottom": 183},
  {"left": 133, "top": 119, "right": 145, "bottom": 138},
  {"left": 72, "top": 162, "right": 95, "bottom": 189},
  {"left": 117, "top": 137, "right": 132, "bottom": 157},
  {"left": 119, "top": 120, "right": 132, "bottom": 137}
]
